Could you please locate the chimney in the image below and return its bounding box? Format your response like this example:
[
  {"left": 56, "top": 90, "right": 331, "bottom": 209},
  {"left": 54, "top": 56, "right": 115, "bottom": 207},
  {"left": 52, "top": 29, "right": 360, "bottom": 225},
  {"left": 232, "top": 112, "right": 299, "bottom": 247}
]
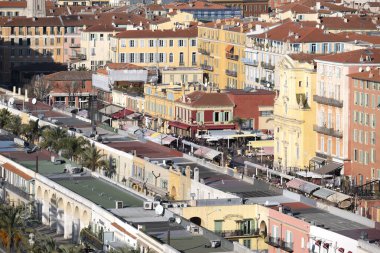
[
  {"left": 24, "top": 89, "right": 28, "bottom": 102},
  {"left": 18, "top": 87, "right": 21, "bottom": 95},
  {"left": 344, "top": 18, "right": 348, "bottom": 23},
  {"left": 193, "top": 167, "right": 199, "bottom": 182},
  {"left": 316, "top": 2, "right": 321, "bottom": 10},
  {"left": 13, "top": 86, "right": 16, "bottom": 95},
  {"left": 255, "top": 24, "right": 261, "bottom": 31}
]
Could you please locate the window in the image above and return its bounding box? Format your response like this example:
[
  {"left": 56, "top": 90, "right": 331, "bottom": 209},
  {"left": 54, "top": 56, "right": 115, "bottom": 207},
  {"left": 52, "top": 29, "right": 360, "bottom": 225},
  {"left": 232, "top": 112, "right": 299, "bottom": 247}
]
[
  {"left": 336, "top": 140, "right": 340, "bottom": 157},
  {"left": 243, "top": 239, "right": 251, "bottom": 249},
  {"left": 120, "top": 53, "right": 125, "bottom": 63},
  {"left": 169, "top": 53, "right": 174, "bottom": 63},
  {"left": 160, "top": 179, "right": 168, "bottom": 190},
  {"left": 169, "top": 39, "right": 173, "bottom": 47},
  {"left": 213, "top": 112, "right": 219, "bottom": 122},
  {"left": 121, "top": 39, "right": 126, "bottom": 47},
  {"left": 192, "top": 52, "right": 196, "bottom": 65},
  {"left": 354, "top": 149, "right": 358, "bottom": 161},
  {"left": 371, "top": 148, "right": 376, "bottom": 163},
  {"left": 130, "top": 53, "right": 135, "bottom": 63},
  {"left": 272, "top": 225, "right": 279, "bottom": 238},
  {"left": 224, "top": 112, "right": 230, "bottom": 122},
  {"left": 139, "top": 53, "right": 144, "bottom": 63},
  {"left": 158, "top": 39, "right": 164, "bottom": 47},
  {"left": 320, "top": 137, "right": 324, "bottom": 152},
  {"left": 214, "top": 220, "right": 223, "bottom": 232},
  {"left": 178, "top": 40, "right": 184, "bottom": 47},
  {"left": 191, "top": 39, "right": 196, "bottom": 46},
  {"left": 149, "top": 53, "right": 154, "bottom": 63},
  {"left": 311, "top": 43, "right": 316, "bottom": 53},
  {"left": 179, "top": 52, "right": 184, "bottom": 65},
  {"left": 129, "top": 40, "right": 135, "bottom": 47},
  {"left": 261, "top": 110, "right": 273, "bottom": 116},
  {"left": 149, "top": 40, "right": 154, "bottom": 47},
  {"left": 327, "top": 139, "right": 332, "bottom": 154},
  {"left": 159, "top": 53, "right": 164, "bottom": 63}
]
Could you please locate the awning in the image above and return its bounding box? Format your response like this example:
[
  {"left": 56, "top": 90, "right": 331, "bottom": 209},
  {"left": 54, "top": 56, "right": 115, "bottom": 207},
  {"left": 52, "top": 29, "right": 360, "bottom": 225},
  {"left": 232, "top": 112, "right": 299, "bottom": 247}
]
[
  {"left": 286, "top": 178, "right": 305, "bottom": 190},
  {"left": 194, "top": 146, "right": 221, "bottom": 160},
  {"left": 123, "top": 125, "right": 140, "bottom": 135},
  {"left": 112, "top": 108, "right": 134, "bottom": 119},
  {"left": 226, "top": 45, "right": 234, "bottom": 52},
  {"left": 169, "top": 121, "right": 190, "bottom": 130},
  {"left": 161, "top": 135, "right": 177, "bottom": 145},
  {"left": 296, "top": 171, "right": 333, "bottom": 179},
  {"left": 102, "top": 115, "right": 111, "bottom": 122},
  {"left": 127, "top": 112, "right": 142, "bottom": 120},
  {"left": 99, "top": 105, "right": 123, "bottom": 115},
  {"left": 2, "top": 163, "right": 33, "bottom": 181},
  {"left": 310, "top": 156, "right": 326, "bottom": 164},
  {"left": 312, "top": 188, "right": 335, "bottom": 199},
  {"left": 327, "top": 192, "right": 351, "bottom": 205},
  {"left": 313, "top": 162, "right": 343, "bottom": 175},
  {"left": 299, "top": 182, "right": 320, "bottom": 194},
  {"left": 182, "top": 140, "right": 201, "bottom": 149},
  {"left": 257, "top": 147, "right": 274, "bottom": 156},
  {"left": 248, "top": 140, "right": 274, "bottom": 148}
]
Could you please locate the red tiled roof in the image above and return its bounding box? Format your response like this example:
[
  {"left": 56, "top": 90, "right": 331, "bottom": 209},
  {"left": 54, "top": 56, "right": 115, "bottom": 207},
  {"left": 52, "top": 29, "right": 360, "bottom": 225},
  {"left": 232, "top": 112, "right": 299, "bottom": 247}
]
[
  {"left": 84, "top": 24, "right": 125, "bottom": 32},
  {"left": 111, "top": 223, "right": 137, "bottom": 239},
  {"left": 348, "top": 68, "right": 380, "bottom": 82},
  {"left": 256, "top": 22, "right": 349, "bottom": 43},
  {"left": 288, "top": 53, "right": 324, "bottom": 63},
  {"left": 2, "top": 163, "right": 33, "bottom": 181},
  {"left": 318, "top": 15, "right": 378, "bottom": 31},
  {"left": 106, "top": 63, "right": 145, "bottom": 70},
  {"left": 0, "top": 1, "right": 27, "bottom": 8},
  {"left": 114, "top": 27, "right": 197, "bottom": 38},
  {"left": 367, "top": 2, "right": 380, "bottom": 7},
  {"left": 44, "top": 71, "right": 93, "bottom": 81},
  {"left": 277, "top": 2, "right": 317, "bottom": 14},
  {"left": 316, "top": 49, "right": 380, "bottom": 64},
  {"left": 337, "top": 32, "right": 380, "bottom": 45},
  {"left": 176, "top": 91, "right": 234, "bottom": 107}
]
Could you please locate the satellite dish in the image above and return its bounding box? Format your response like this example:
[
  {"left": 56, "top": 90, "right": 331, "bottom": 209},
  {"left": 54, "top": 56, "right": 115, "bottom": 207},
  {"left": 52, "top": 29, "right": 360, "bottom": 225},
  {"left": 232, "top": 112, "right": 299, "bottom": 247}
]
[
  {"left": 155, "top": 204, "right": 164, "bottom": 216},
  {"left": 175, "top": 217, "right": 182, "bottom": 224},
  {"left": 365, "top": 66, "right": 370, "bottom": 71},
  {"left": 32, "top": 98, "right": 37, "bottom": 105},
  {"left": 8, "top": 97, "right": 14, "bottom": 105}
]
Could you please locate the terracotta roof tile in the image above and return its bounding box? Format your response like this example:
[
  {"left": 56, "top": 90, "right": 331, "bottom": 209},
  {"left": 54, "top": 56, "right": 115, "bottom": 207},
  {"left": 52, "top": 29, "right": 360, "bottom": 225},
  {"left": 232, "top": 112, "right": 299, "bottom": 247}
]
[
  {"left": 84, "top": 24, "right": 125, "bottom": 32},
  {"left": 165, "top": 1, "right": 227, "bottom": 10},
  {"left": 44, "top": 71, "right": 93, "bottom": 81},
  {"left": 348, "top": 68, "right": 380, "bottom": 82},
  {"left": 316, "top": 48, "right": 380, "bottom": 63},
  {"left": 106, "top": 63, "right": 145, "bottom": 70},
  {"left": 176, "top": 91, "right": 234, "bottom": 107},
  {"left": 2, "top": 163, "right": 33, "bottom": 181},
  {"left": 288, "top": 53, "right": 323, "bottom": 63},
  {"left": 318, "top": 15, "right": 377, "bottom": 30},
  {"left": 337, "top": 32, "right": 380, "bottom": 44},
  {"left": 115, "top": 27, "right": 197, "bottom": 38},
  {"left": 0, "top": 1, "right": 27, "bottom": 8}
]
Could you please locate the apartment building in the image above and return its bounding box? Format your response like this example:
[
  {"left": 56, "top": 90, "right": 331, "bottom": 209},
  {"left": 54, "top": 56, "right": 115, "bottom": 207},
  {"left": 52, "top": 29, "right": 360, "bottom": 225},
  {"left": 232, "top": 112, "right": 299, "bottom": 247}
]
[
  {"left": 244, "top": 22, "right": 350, "bottom": 90},
  {"left": 273, "top": 54, "right": 317, "bottom": 171},
  {"left": 0, "top": 1, "right": 26, "bottom": 17},
  {"left": 207, "top": 0, "right": 269, "bottom": 17},
  {"left": 164, "top": 1, "right": 242, "bottom": 22},
  {"left": 313, "top": 49, "right": 380, "bottom": 178},
  {"left": 57, "top": 0, "right": 110, "bottom": 6},
  {"left": 346, "top": 69, "right": 380, "bottom": 184},
  {"left": 198, "top": 19, "right": 265, "bottom": 90},
  {"left": 161, "top": 67, "right": 203, "bottom": 84},
  {"left": 110, "top": 28, "right": 198, "bottom": 69}
]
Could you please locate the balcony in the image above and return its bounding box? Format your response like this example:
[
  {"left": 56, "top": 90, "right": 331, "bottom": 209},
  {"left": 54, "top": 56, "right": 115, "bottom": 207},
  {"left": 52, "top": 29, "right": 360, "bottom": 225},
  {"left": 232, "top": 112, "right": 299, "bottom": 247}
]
[
  {"left": 5, "top": 183, "right": 33, "bottom": 201},
  {"left": 111, "top": 46, "right": 117, "bottom": 51},
  {"left": 69, "top": 43, "right": 80, "bottom": 48},
  {"left": 201, "top": 64, "right": 213, "bottom": 71},
  {"left": 242, "top": 58, "right": 258, "bottom": 66},
  {"left": 198, "top": 48, "right": 210, "bottom": 56},
  {"left": 313, "top": 95, "right": 343, "bottom": 108},
  {"left": 281, "top": 241, "right": 294, "bottom": 252},
  {"left": 226, "top": 52, "right": 239, "bottom": 61},
  {"left": 265, "top": 236, "right": 280, "bottom": 247},
  {"left": 261, "top": 61, "right": 275, "bottom": 70},
  {"left": 215, "top": 229, "right": 260, "bottom": 238},
  {"left": 225, "top": 69, "right": 237, "bottom": 77},
  {"left": 313, "top": 124, "right": 343, "bottom": 138},
  {"left": 260, "top": 78, "right": 273, "bottom": 87}
]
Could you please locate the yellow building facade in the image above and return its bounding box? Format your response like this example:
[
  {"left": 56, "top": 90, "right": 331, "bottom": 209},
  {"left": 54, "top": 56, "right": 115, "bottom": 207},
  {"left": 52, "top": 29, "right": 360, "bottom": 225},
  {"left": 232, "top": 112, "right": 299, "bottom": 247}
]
[
  {"left": 181, "top": 204, "right": 269, "bottom": 251},
  {"left": 144, "top": 83, "right": 185, "bottom": 133},
  {"left": 273, "top": 54, "right": 317, "bottom": 170},
  {"left": 198, "top": 19, "right": 252, "bottom": 89},
  {"left": 110, "top": 28, "right": 198, "bottom": 69}
]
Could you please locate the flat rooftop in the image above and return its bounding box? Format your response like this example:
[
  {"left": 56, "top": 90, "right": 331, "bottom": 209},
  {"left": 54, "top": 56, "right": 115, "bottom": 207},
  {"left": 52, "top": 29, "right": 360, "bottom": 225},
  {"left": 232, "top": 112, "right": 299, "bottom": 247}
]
[
  {"left": 276, "top": 202, "right": 380, "bottom": 242},
  {"left": 53, "top": 177, "right": 143, "bottom": 209},
  {"left": 150, "top": 157, "right": 281, "bottom": 198}
]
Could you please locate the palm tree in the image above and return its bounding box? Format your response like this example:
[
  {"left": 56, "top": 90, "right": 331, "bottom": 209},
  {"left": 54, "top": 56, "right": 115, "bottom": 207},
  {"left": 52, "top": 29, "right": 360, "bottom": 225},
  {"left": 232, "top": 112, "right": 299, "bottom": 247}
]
[
  {"left": 30, "top": 236, "right": 61, "bottom": 253},
  {"left": 80, "top": 143, "right": 107, "bottom": 172},
  {"left": 4, "top": 115, "right": 22, "bottom": 135},
  {"left": 0, "top": 205, "right": 26, "bottom": 253},
  {"left": 0, "top": 109, "right": 11, "bottom": 129},
  {"left": 40, "top": 127, "right": 67, "bottom": 153},
  {"left": 20, "top": 119, "right": 48, "bottom": 144},
  {"left": 109, "top": 246, "right": 142, "bottom": 253},
  {"left": 230, "top": 117, "right": 246, "bottom": 131},
  {"left": 58, "top": 245, "right": 84, "bottom": 253},
  {"left": 61, "top": 136, "right": 88, "bottom": 161}
]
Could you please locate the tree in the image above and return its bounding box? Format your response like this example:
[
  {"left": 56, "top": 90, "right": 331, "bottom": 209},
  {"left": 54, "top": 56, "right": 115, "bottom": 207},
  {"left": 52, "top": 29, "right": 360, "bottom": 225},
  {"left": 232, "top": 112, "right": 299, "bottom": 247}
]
[
  {"left": 20, "top": 119, "right": 47, "bottom": 144},
  {"left": 31, "top": 236, "right": 61, "bottom": 253},
  {"left": 4, "top": 115, "right": 22, "bottom": 135},
  {"left": 61, "top": 136, "right": 88, "bottom": 161},
  {"left": 80, "top": 143, "right": 107, "bottom": 172},
  {"left": 63, "top": 81, "right": 81, "bottom": 108},
  {"left": 40, "top": 127, "right": 67, "bottom": 153},
  {"left": 0, "top": 109, "right": 11, "bottom": 129},
  {"left": 26, "top": 74, "right": 53, "bottom": 102},
  {"left": 230, "top": 117, "right": 246, "bottom": 131},
  {"left": 0, "top": 205, "right": 26, "bottom": 253},
  {"left": 109, "top": 246, "right": 142, "bottom": 253}
]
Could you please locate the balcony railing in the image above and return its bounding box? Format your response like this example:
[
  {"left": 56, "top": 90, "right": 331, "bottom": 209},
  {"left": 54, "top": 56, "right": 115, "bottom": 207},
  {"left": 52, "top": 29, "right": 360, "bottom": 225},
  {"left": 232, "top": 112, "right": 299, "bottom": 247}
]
[
  {"left": 242, "top": 58, "right": 259, "bottom": 66},
  {"left": 80, "top": 228, "right": 103, "bottom": 250},
  {"left": 198, "top": 48, "right": 210, "bottom": 56},
  {"left": 225, "top": 69, "right": 237, "bottom": 77},
  {"left": 265, "top": 236, "right": 280, "bottom": 247},
  {"left": 313, "top": 95, "right": 343, "bottom": 108},
  {"left": 261, "top": 61, "right": 275, "bottom": 70},
  {"left": 5, "top": 183, "right": 33, "bottom": 201},
  {"left": 215, "top": 229, "right": 260, "bottom": 238},
  {"left": 201, "top": 64, "right": 213, "bottom": 71},
  {"left": 69, "top": 43, "right": 80, "bottom": 48},
  {"left": 260, "top": 78, "right": 274, "bottom": 87},
  {"left": 313, "top": 124, "right": 343, "bottom": 138},
  {"left": 226, "top": 52, "right": 239, "bottom": 61},
  {"left": 280, "top": 241, "right": 294, "bottom": 252}
]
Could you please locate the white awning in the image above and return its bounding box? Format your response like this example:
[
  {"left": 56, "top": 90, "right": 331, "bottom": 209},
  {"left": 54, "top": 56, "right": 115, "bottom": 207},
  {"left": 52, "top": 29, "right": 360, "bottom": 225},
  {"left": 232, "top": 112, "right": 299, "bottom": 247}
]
[{"left": 99, "top": 105, "right": 123, "bottom": 115}]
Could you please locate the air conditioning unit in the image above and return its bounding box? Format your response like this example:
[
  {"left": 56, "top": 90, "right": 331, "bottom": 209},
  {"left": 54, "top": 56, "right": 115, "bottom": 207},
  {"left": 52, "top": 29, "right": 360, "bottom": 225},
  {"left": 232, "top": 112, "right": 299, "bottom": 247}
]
[
  {"left": 144, "top": 201, "right": 153, "bottom": 210},
  {"left": 182, "top": 203, "right": 188, "bottom": 207},
  {"left": 152, "top": 201, "right": 160, "bottom": 209},
  {"left": 190, "top": 226, "right": 199, "bottom": 234},
  {"left": 115, "top": 201, "right": 123, "bottom": 209}
]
